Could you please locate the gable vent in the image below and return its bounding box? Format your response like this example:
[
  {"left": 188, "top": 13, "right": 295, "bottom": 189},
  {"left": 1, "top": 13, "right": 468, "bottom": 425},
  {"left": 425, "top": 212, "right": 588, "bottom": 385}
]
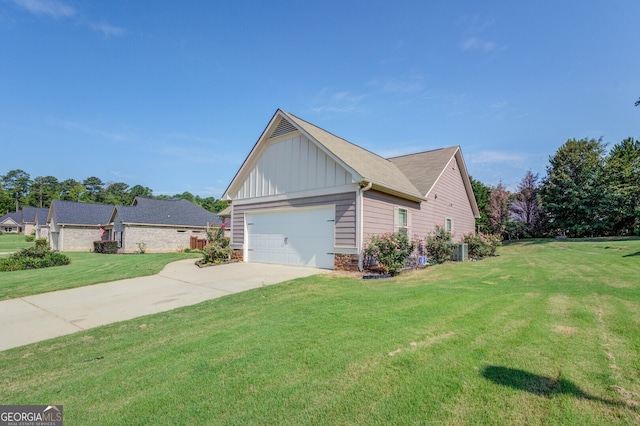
[{"left": 269, "top": 119, "right": 297, "bottom": 139}]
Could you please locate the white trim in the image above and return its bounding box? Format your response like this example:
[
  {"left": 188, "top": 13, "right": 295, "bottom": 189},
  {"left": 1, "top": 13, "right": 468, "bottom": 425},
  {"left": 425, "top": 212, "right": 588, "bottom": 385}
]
[{"left": 230, "top": 183, "right": 359, "bottom": 205}]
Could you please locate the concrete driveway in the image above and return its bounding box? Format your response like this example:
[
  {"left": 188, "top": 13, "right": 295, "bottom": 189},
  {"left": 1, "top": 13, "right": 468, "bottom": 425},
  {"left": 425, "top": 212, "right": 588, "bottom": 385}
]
[{"left": 0, "top": 260, "right": 327, "bottom": 351}]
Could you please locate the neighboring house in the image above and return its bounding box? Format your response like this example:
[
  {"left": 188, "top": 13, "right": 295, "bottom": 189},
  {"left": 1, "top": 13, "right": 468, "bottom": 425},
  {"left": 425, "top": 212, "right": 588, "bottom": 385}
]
[
  {"left": 48, "top": 200, "right": 114, "bottom": 252},
  {"left": 0, "top": 212, "right": 22, "bottom": 233},
  {"left": 222, "top": 109, "right": 480, "bottom": 271},
  {"left": 34, "top": 208, "right": 50, "bottom": 240},
  {"left": 21, "top": 207, "right": 50, "bottom": 236},
  {"left": 106, "top": 197, "right": 222, "bottom": 253}
]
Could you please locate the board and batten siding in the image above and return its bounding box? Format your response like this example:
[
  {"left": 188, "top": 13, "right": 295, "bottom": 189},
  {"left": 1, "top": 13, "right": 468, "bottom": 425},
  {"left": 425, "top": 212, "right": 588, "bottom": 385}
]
[
  {"left": 233, "top": 133, "right": 354, "bottom": 200},
  {"left": 231, "top": 192, "right": 356, "bottom": 249},
  {"left": 363, "top": 156, "right": 476, "bottom": 242}
]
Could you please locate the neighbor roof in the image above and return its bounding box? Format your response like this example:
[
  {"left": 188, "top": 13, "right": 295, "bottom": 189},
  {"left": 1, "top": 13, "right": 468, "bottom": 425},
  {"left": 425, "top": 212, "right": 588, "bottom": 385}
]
[
  {"left": 0, "top": 212, "right": 21, "bottom": 226},
  {"left": 48, "top": 200, "right": 114, "bottom": 226},
  {"left": 112, "top": 197, "right": 221, "bottom": 227},
  {"left": 21, "top": 207, "right": 50, "bottom": 223}
]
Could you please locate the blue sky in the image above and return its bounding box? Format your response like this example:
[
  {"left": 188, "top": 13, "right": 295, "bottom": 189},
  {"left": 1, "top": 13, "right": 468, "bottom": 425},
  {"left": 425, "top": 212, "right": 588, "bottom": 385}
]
[{"left": 1, "top": 0, "right": 639, "bottom": 198}]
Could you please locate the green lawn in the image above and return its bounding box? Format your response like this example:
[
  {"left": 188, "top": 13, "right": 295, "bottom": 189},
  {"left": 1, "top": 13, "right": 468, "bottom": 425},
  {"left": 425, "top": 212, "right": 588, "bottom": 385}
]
[
  {"left": 0, "top": 233, "right": 34, "bottom": 254},
  {"left": 1, "top": 239, "right": 639, "bottom": 424},
  {"left": 0, "top": 250, "right": 202, "bottom": 300}
]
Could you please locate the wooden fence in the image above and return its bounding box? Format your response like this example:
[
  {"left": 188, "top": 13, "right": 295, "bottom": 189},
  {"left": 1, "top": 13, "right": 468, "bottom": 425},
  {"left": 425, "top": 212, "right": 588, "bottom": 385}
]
[{"left": 190, "top": 236, "right": 208, "bottom": 250}]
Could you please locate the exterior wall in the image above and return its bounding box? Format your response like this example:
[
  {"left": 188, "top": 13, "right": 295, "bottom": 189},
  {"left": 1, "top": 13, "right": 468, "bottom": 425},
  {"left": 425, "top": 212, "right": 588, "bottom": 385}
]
[
  {"left": 59, "top": 226, "right": 103, "bottom": 252},
  {"left": 363, "top": 157, "right": 476, "bottom": 243},
  {"left": 121, "top": 225, "right": 206, "bottom": 253},
  {"left": 23, "top": 223, "right": 36, "bottom": 235},
  {"left": 35, "top": 225, "right": 49, "bottom": 240},
  {"left": 231, "top": 192, "right": 357, "bottom": 250},
  {"left": 421, "top": 156, "right": 476, "bottom": 241},
  {"left": 234, "top": 132, "right": 354, "bottom": 200}
]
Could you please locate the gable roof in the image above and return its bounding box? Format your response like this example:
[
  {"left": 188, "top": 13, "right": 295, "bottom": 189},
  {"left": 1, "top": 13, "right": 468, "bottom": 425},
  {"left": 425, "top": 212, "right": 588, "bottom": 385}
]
[
  {"left": 389, "top": 146, "right": 480, "bottom": 218},
  {"left": 0, "top": 212, "right": 21, "bottom": 226},
  {"left": 224, "top": 109, "right": 425, "bottom": 202},
  {"left": 33, "top": 208, "right": 51, "bottom": 225},
  {"left": 21, "top": 207, "right": 50, "bottom": 224},
  {"left": 112, "top": 197, "right": 221, "bottom": 227},
  {"left": 48, "top": 200, "right": 114, "bottom": 226}
]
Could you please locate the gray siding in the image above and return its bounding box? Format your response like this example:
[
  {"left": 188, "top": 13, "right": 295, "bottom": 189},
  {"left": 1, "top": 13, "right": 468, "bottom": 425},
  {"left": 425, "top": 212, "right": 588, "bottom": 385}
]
[{"left": 232, "top": 192, "right": 357, "bottom": 248}]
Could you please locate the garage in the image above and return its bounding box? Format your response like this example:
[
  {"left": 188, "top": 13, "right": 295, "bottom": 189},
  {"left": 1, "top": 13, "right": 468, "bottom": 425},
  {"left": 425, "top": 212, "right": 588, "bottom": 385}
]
[{"left": 245, "top": 206, "right": 335, "bottom": 269}]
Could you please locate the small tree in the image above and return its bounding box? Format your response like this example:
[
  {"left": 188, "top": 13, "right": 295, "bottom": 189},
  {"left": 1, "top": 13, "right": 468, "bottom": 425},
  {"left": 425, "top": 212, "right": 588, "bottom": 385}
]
[{"left": 201, "top": 222, "right": 232, "bottom": 264}]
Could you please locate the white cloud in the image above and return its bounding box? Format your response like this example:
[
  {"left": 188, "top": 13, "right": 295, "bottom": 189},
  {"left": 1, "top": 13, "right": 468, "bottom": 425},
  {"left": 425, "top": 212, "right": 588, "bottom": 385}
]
[
  {"left": 460, "top": 37, "right": 498, "bottom": 52},
  {"left": 11, "top": 0, "right": 75, "bottom": 18},
  {"left": 87, "top": 21, "right": 126, "bottom": 38},
  {"left": 471, "top": 151, "right": 526, "bottom": 164},
  {"left": 310, "top": 89, "right": 367, "bottom": 114}
]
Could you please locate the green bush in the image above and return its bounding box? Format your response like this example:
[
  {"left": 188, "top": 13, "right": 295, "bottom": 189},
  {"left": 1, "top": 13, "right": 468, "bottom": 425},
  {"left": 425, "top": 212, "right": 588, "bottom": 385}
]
[
  {"left": 94, "top": 240, "right": 118, "bottom": 254},
  {"left": 201, "top": 223, "right": 232, "bottom": 264},
  {"left": 364, "top": 231, "right": 416, "bottom": 275},
  {"left": 425, "top": 226, "right": 454, "bottom": 264},
  {"left": 462, "top": 232, "right": 502, "bottom": 258},
  {"left": 35, "top": 238, "right": 48, "bottom": 248},
  {"left": 0, "top": 245, "right": 70, "bottom": 271},
  {"left": 25, "top": 234, "right": 35, "bottom": 242}
]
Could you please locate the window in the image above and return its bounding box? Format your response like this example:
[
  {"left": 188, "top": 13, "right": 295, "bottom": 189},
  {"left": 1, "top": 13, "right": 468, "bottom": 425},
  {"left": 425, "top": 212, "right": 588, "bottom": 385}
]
[
  {"left": 398, "top": 208, "right": 408, "bottom": 235},
  {"left": 445, "top": 218, "right": 453, "bottom": 234}
]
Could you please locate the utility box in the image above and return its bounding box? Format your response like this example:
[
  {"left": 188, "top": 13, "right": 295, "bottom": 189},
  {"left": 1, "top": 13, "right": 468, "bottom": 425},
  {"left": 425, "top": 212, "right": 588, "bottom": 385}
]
[{"left": 453, "top": 243, "right": 468, "bottom": 262}]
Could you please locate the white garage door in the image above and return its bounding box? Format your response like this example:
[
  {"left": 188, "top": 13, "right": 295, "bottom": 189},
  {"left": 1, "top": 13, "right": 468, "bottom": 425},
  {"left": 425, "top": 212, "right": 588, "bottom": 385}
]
[{"left": 246, "top": 206, "right": 335, "bottom": 269}]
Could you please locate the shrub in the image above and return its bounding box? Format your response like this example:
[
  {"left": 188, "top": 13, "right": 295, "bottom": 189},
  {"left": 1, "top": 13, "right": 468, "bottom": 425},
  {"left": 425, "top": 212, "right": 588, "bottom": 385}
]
[
  {"left": 364, "top": 231, "right": 415, "bottom": 275},
  {"left": 137, "top": 242, "right": 147, "bottom": 254},
  {"left": 462, "top": 232, "right": 502, "bottom": 257},
  {"left": 425, "top": 226, "right": 454, "bottom": 264},
  {"left": 25, "top": 234, "right": 35, "bottom": 242},
  {"left": 201, "top": 223, "right": 232, "bottom": 264},
  {"left": 0, "top": 245, "right": 70, "bottom": 271},
  {"left": 94, "top": 240, "right": 118, "bottom": 254},
  {"left": 35, "top": 238, "right": 48, "bottom": 248}
]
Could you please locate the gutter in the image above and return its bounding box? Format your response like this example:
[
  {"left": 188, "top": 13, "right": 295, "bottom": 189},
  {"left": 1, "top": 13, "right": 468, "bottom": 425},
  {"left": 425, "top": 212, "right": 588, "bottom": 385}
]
[{"left": 357, "top": 181, "right": 373, "bottom": 271}]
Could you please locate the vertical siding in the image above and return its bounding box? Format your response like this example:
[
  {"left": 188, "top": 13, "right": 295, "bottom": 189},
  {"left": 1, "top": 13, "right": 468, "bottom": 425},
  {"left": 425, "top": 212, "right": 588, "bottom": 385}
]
[
  {"left": 234, "top": 133, "right": 352, "bottom": 199},
  {"left": 231, "top": 192, "right": 356, "bottom": 248}
]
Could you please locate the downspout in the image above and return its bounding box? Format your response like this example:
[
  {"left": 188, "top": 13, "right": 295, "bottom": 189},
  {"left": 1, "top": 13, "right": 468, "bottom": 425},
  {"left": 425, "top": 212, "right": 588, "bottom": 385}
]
[{"left": 357, "top": 181, "right": 373, "bottom": 271}]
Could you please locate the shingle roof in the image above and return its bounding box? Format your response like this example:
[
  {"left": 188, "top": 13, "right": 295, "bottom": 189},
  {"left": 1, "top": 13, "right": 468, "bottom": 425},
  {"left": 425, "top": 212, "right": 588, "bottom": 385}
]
[
  {"left": 33, "top": 208, "right": 50, "bottom": 225},
  {"left": 0, "top": 212, "right": 21, "bottom": 225},
  {"left": 282, "top": 110, "right": 425, "bottom": 201},
  {"left": 21, "top": 207, "right": 50, "bottom": 223},
  {"left": 50, "top": 200, "right": 114, "bottom": 225},
  {"left": 388, "top": 146, "right": 460, "bottom": 196},
  {"left": 114, "top": 197, "right": 221, "bottom": 227}
]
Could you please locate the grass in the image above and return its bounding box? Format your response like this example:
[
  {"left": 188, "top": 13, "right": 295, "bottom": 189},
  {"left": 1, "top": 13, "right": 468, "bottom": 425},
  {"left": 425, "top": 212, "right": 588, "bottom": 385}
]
[
  {"left": 1, "top": 239, "right": 639, "bottom": 424},
  {"left": 0, "top": 233, "right": 202, "bottom": 300},
  {"left": 0, "top": 233, "right": 34, "bottom": 255}
]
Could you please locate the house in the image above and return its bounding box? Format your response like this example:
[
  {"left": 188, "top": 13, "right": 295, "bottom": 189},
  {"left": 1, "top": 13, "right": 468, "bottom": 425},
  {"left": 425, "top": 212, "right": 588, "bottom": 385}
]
[
  {"left": 47, "top": 200, "right": 114, "bottom": 251},
  {"left": 21, "top": 207, "right": 50, "bottom": 236},
  {"left": 222, "top": 109, "right": 480, "bottom": 271},
  {"left": 0, "top": 212, "right": 22, "bottom": 233},
  {"left": 34, "top": 208, "right": 50, "bottom": 240},
  {"left": 105, "top": 197, "right": 222, "bottom": 253}
]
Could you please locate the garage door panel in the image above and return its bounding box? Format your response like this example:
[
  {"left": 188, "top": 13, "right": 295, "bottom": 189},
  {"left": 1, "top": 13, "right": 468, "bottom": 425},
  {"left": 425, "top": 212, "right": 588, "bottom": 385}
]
[{"left": 246, "top": 207, "right": 334, "bottom": 269}]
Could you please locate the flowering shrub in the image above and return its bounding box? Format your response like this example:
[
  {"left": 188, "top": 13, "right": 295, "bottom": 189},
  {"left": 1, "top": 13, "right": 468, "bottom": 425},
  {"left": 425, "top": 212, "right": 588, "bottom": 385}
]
[
  {"left": 462, "top": 232, "right": 502, "bottom": 257},
  {"left": 201, "top": 222, "right": 232, "bottom": 265},
  {"left": 425, "top": 225, "right": 454, "bottom": 264},
  {"left": 364, "top": 231, "right": 415, "bottom": 275}
]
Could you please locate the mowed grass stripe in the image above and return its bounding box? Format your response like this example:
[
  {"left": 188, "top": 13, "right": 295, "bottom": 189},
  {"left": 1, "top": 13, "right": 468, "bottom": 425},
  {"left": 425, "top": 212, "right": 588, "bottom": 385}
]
[{"left": 1, "top": 239, "right": 639, "bottom": 425}]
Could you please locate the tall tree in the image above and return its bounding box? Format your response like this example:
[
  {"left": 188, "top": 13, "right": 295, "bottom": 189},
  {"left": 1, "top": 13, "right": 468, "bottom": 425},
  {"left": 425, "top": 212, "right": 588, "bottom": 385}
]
[
  {"left": 602, "top": 137, "right": 640, "bottom": 235},
  {"left": 470, "top": 176, "right": 491, "bottom": 232},
  {"left": 0, "top": 187, "right": 13, "bottom": 214},
  {"left": 487, "top": 181, "right": 510, "bottom": 236},
  {"left": 28, "top": 175, "right": 59, "bottom": 208},
  {"left": 82, "top": 176, "right": 105, "bottom": 202},
  {"left": 59, "top": 178, "right": 85, "bottom": 201},
  {"left": 128, "top": 185, "right": 153, "bottom": 204},
  {"left": 510, "top": 170, "right": 544, "bottom": 236},
  {"left": 104, "top": 182, "right": 130, "bottom": 205},
  {"left": 1, "top": 169, "right": 31, "bottom": 212},
  {"left": 540, "top": 138, "right": 607, "bottom": 237}
]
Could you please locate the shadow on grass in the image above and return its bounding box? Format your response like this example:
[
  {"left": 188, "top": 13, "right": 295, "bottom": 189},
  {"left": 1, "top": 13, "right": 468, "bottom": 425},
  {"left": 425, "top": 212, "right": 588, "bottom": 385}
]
[
  {"left": 622, "top": 251, "right": 640, "bottom": 258},
  {"left": 482, "top": 366, "right": 636, "bottom": 409}
]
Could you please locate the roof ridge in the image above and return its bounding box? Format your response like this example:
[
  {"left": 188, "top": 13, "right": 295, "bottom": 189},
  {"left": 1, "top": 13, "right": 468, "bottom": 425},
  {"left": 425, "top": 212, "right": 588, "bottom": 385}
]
[{"left": 386, "top": 145, "right": 459, "bottom": 160}]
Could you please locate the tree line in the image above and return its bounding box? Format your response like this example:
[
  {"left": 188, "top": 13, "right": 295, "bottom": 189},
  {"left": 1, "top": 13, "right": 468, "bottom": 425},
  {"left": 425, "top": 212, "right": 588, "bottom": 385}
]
[
  {"left": 0, "top": 173, "right": 227, "bottom": 214},
  {"left": 472, "top": 137, "right": 640, "bottom": 238}
]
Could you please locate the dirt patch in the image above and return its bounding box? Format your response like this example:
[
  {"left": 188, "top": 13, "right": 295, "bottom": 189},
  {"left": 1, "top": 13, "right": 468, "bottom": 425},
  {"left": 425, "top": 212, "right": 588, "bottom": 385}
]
[{"left": 553, "top": 325, "right": 578, "bottom": 336}]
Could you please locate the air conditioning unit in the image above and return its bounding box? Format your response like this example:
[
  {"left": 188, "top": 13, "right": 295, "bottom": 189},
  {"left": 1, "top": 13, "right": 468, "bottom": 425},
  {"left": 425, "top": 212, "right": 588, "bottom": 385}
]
[{"left": 453, "top": 243, "right": 468, "bottom": 262}]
